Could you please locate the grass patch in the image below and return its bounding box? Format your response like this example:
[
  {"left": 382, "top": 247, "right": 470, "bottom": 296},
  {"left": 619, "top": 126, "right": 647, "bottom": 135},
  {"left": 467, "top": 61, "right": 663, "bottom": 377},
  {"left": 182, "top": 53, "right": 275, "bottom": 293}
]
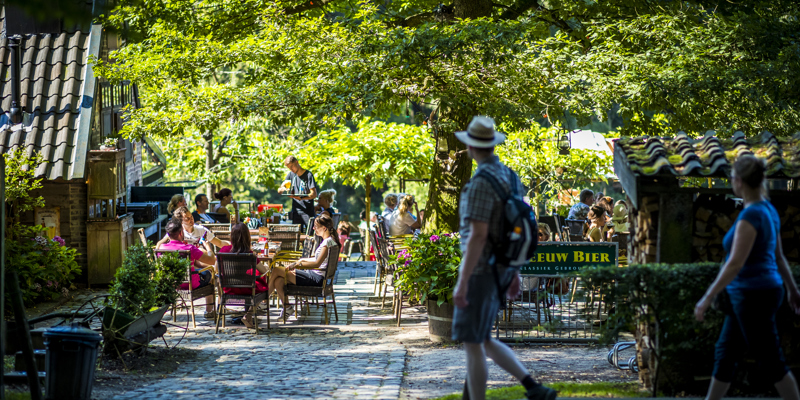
[
  {"left": 5, "top": 390, "right": 33, "bottom": 400},
  {"left": 428, "top": 382, "right": 647, "bottom": 400}
]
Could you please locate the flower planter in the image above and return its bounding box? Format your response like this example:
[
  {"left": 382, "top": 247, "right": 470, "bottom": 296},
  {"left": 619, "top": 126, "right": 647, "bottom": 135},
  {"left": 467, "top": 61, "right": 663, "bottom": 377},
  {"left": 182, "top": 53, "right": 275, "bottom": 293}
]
[{"left": 426, "top": 299, "right": 455, "bottom": 343}]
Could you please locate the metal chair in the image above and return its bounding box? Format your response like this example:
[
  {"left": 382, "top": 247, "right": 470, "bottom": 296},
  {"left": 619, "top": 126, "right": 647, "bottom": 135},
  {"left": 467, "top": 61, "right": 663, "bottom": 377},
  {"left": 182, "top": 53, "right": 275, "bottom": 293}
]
[
  {"left": 215, "top": 253, "right": 269, "bottom": 334},
  {"left": 283, "top": 243, "right": 340, "bottom": 324},
  {"left": 154, "top": 249, "right": 215, "bottom": 328}
]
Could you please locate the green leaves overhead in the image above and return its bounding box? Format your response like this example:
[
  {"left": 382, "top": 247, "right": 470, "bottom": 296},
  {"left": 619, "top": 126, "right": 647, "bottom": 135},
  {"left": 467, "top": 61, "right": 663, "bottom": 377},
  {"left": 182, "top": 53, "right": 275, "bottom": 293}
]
[{"left": 299, "top": 119, "right": 434, "bottom": 187}]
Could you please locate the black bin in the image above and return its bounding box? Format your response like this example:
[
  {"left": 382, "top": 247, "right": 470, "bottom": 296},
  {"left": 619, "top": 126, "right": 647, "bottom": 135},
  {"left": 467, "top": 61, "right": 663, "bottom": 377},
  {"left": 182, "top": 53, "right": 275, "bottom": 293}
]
[{"left": 43, "top": 323, "right": 102, "bottom": 400}]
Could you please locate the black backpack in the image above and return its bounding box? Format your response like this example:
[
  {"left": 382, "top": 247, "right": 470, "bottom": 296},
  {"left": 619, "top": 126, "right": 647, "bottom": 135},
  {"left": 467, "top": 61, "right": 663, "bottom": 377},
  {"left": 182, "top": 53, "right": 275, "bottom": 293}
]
[{"left": 475, "top": 168, "right": 539, "bottom": 269}]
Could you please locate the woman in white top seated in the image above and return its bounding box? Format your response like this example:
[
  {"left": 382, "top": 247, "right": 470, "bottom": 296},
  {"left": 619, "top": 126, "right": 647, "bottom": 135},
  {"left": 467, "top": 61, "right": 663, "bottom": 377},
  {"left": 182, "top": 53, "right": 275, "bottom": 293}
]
[
  {"left": 389, "top": 195, "right": 421, "bottom": 236},
  {"left": 268, "top": 213, "right": 340, "bottom": 317},
  {"left": 156, "top": 207, "right": 230, "bottom": 254}
]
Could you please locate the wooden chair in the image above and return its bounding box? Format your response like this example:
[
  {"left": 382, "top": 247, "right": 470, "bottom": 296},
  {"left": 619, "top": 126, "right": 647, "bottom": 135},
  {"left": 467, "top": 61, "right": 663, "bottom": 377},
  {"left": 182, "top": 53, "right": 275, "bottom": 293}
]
[
  {"left": 153, "top": 249, "right": 215, "bottom": 328},
  {"left": 215, "top": 253, "right": 269, "bottom": 334},
  {"left": 283, "top": 244, "right": 340, "bottom": 324},
  {"left": 137, "top": 228, "right": 148, "bottom": 247}
]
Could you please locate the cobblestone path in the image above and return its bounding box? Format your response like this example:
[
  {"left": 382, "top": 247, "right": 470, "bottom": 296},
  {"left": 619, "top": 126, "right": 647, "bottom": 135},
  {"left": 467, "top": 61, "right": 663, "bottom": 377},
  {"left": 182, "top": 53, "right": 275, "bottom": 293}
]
[{"left": 40, "top": 262, "right": 427, "bottom": 400}]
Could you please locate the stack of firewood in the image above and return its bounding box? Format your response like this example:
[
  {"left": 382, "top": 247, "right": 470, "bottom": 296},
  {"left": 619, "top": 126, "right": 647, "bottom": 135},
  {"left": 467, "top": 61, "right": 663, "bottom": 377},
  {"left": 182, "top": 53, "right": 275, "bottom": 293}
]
[
  {"left": 778, "top": 204, "right": 800, "bottom": 261},
  {"left": 629, "top": 195, "right": 659, "bottom": 264}
]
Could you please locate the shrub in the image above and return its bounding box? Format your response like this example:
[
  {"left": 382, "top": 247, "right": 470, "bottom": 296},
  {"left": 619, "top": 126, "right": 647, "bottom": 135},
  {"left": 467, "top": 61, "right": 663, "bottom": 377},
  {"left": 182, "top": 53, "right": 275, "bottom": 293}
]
[
  {"left": 391, "top": 232, "right": 461, "bottom": 306},
  {"left": 5, "top": 223, "right": 82, "bottom": 308},
  {"left": 581, "top": 263, "right": 800, "bottom": 395},
  {"left": 109, "top": 244, "right": 190, "bottom": 316}
]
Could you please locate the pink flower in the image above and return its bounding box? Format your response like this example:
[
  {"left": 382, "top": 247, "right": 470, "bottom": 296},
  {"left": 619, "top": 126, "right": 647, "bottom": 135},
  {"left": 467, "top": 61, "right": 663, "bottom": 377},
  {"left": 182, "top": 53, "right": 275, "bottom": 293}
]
[
  {"left": 53, "top": 236, "right": 66, "bottom": 247},
  {"left": 430, "top": 235, "right": 440, "bottom": 242}
]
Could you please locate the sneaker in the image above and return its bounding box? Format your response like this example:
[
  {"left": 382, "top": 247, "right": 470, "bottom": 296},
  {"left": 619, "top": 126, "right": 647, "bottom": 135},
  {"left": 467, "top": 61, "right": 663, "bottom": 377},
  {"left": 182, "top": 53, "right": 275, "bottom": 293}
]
[
  {"left": 526, "top": 384, "right": 557, "bottom": 400},
  {"left": 280, "top": 305, "right": 295, "bottom": 319},
  {"left": 204, "top": 310, "right": 217, "bottom": 320}
]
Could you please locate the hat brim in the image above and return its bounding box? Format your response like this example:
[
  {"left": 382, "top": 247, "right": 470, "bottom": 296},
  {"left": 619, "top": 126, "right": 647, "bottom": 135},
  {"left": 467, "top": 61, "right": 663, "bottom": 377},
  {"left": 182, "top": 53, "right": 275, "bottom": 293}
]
[{"left": 455, "top": 130, "right": 506, "bottom": 148}]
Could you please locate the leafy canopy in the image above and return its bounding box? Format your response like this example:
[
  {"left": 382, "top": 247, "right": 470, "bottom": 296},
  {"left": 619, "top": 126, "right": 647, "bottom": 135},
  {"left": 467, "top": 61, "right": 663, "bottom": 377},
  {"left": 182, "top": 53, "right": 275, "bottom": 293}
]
[{"left": 299, "top": 119, "right": 434, "bottom": 188}]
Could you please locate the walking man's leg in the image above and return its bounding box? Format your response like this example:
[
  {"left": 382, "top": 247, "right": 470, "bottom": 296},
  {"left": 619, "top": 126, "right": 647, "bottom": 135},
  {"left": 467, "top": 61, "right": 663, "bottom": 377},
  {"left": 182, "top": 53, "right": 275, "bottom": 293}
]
[
  {"left": 464, "top": 342, "right": 489, "bottom": 400},
  {"left": 484, "top": 338, "right": 555, "bottom": 400}
]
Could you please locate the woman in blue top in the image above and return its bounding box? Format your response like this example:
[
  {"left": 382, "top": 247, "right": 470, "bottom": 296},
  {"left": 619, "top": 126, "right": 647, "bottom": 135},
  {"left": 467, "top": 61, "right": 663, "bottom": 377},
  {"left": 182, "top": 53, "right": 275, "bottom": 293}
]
[{"left": 695, "top": 155, "right": 800, "bottom": 400}]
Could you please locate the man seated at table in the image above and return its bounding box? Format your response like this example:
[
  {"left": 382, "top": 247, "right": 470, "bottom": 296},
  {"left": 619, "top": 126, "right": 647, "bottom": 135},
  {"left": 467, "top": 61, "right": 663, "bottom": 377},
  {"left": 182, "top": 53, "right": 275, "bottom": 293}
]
[
  {"left": 159, "top": 218, "right": 217, "bottom": 319},
  {"left": 567, "top": 189, "right": 594, "bottom": 220},
  {"left": 156, "top": 207, "right": 230, "bottom": 255},
  {"left": 193, "top": 193, "right": 218, "bottom": 223}
]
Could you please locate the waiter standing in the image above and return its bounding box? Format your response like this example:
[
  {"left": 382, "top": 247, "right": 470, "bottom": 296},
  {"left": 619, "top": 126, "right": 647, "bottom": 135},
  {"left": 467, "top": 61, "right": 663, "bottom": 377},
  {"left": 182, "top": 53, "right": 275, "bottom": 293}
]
[{"left": 278, "top": 155, "right": 318, "bottom": 232}]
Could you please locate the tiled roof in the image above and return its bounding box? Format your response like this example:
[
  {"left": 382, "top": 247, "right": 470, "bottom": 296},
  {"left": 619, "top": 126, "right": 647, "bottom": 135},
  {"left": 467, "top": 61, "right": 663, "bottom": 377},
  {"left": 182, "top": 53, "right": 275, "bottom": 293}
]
[
  {"left": 614, "top": 131, "right": 800, "bottom": 179},
  {"left": 0, "top": 10, "right": 100, "bottom": 181}
]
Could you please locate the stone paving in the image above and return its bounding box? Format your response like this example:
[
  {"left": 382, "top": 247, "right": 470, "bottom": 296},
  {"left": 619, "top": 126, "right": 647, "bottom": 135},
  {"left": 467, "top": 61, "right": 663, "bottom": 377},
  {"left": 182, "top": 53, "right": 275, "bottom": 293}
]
[{"left": 36, "top": 262, "right": 429, "bottom": 400}]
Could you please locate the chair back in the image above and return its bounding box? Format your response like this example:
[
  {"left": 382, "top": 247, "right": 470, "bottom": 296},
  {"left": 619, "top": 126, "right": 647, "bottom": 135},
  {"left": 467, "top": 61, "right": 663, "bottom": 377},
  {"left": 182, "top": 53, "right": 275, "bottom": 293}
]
[
  {"left": 217, "top": 253, "right": 258, "bottom": 289},
  {"left": 324, "top": 243, "right": 340, "bottom": 281},
  {"left": 306, "top": 218, "right": 315, "bottom": 236},
  {"left": 331, "top": 213, "right": 341, "bottom": 231},
  {"left": 565, "top": 219, "right": 587, "bottom": 242},
  {"left": 270, "top": 224, "right": 302, "bottom": 233},
  {"left": 137, "top": 228, "right": 148, "bottom": 247},
  {"left": 201, "top": 223, "right": 232, "bottom": 232},
  {"left": 153, "top": 249, "right": 191, "bottom": 259}
]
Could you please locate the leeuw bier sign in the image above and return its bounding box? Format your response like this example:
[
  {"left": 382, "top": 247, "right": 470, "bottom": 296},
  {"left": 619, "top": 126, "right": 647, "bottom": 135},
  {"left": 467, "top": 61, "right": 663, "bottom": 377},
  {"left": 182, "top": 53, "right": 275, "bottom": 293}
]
[{"left": 520, "top": 242, "right": 618, "bottom": 275}]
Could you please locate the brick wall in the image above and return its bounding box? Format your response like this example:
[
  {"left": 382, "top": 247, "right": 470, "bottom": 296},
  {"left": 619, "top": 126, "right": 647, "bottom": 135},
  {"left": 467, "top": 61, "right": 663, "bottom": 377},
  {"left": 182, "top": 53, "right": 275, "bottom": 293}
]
[{"left": 23, "top": 180, "right": 89, "bottom": 284}]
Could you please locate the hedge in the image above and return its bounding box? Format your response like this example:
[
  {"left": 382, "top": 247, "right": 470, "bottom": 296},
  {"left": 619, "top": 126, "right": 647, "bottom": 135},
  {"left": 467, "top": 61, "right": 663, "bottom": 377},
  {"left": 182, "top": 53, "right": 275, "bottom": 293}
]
[{"left": 581, "top": 263, "right": 800, "bottom": 396}]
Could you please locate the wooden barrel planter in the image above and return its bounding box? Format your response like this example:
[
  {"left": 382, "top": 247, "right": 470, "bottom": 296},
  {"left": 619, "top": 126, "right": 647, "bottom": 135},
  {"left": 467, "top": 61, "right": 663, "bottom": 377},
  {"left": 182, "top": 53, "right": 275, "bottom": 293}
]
[{"left": 427, "top": 299, "right": 455, "bottom": 343}]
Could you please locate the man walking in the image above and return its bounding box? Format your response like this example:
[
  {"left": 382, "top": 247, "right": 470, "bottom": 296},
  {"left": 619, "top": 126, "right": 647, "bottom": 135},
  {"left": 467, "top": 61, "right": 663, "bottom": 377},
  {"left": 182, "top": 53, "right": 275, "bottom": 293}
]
[
  {"left": 453, "top": 116, "right": 556, "bottom": 400},
  {"left": 278, "top": 155, "right": 318, "bottom": 232}
]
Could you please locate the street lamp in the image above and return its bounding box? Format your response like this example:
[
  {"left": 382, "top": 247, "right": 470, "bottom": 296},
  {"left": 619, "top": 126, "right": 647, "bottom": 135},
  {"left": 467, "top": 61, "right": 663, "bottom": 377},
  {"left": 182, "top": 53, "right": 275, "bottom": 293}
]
[{"left": 557, "top": 131, "right": 571, "bottom": 155}]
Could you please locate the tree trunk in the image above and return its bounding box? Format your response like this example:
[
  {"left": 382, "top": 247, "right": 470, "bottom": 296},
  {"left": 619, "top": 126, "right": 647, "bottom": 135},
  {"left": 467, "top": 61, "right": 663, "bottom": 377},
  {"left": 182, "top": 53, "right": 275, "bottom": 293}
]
[
  {"left": 203, "top": 130, "right": 216, "bottom": 197},
  {"left": 423, "top": 108, "right": 474, "bottom": 234},
  {"left": 365, "top": 175, "right": 372, "bottom": 260},
  {"left": 422, "top": 1, "right": 493, "bottom": 234}
]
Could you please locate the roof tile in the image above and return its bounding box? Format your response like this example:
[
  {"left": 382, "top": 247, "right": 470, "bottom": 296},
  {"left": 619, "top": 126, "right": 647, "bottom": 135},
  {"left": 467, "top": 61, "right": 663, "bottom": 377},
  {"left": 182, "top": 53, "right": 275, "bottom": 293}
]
[
  {"left": 616, "top": 131, "right": 800, "bottom": 179},
  {"left": 1, "top": 27, "right": 91, "bottom": 180}
]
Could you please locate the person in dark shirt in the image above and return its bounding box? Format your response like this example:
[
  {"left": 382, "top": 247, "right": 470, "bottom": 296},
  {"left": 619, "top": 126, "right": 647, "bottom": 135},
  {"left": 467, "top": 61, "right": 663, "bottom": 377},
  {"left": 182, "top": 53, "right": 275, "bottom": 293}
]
[
  {"left": 277, "top": 155, "right": 318, "bottom": 232},
  {"left": 192, "top": 193, "right": 218, "bottom": 223}
]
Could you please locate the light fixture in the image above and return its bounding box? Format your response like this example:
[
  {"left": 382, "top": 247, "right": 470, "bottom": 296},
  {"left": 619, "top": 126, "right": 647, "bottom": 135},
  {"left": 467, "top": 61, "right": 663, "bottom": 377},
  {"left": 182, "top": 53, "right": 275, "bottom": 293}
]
[{"left": 557, "top": 131, "right": 571, "bottom": 155}]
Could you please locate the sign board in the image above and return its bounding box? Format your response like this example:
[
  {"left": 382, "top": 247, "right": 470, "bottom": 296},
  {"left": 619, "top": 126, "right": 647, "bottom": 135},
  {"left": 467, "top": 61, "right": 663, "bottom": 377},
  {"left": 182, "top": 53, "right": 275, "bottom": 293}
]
[
  {"left": 35, "top": 207, "right": 60, "bottom": 239},
  {"left": 520, "top": 242, "right": 618, "bottom": 276}
]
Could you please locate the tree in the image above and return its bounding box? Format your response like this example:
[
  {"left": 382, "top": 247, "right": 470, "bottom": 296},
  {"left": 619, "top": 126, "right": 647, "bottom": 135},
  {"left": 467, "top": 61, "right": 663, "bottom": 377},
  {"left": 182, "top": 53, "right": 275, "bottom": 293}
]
[
  {"left": 299, "top": 119, "right": 434, "bottom": 250},
  {"left": 98, "top": 0, "right": 800, "bottom": 232},
  {"left": 495, "top": 126, "right": 613, "bottom": 213}
]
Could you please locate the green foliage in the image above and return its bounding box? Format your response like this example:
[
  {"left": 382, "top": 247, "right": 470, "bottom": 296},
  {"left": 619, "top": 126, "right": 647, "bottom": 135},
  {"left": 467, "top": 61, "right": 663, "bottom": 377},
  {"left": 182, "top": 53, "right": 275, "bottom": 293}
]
[
  {"left": 5, "top": 231, "right": 81, "bottom": 307},
  {"left": 581, "top": 263, "right": 800, "bottom": 395},
  {"left": 110, "top": 244, "right": 191, "bottom": 316},
  {"left": 300, "top": 118, "right": 434, "bottom": 189},
  {"left": 110, "top": 244, "right": 157, "bottom": 316},
  {"left": 4, "top": 149, "right": 44, "bottom": 220},
  {"left": 153, "top": 252, "right": 191, "bottom": 307},
  {"left": 495, "top": 126, "right": 612, "bottom": 211},
  {"left": 392, "top": 232, "right": 460, "bottom": 306}
]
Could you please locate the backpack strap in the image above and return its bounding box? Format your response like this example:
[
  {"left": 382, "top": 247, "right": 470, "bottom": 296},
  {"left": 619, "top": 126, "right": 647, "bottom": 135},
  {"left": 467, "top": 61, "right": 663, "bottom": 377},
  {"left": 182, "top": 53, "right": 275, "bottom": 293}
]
[{"left": 474, "top": 167, "right": 518, "bottom": 201}]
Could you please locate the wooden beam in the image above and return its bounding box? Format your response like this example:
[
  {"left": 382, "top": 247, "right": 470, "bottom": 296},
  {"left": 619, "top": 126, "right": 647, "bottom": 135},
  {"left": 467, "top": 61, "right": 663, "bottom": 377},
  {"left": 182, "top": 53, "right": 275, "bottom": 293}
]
[{"left": 613, "top": 145, "right": 638, "bottom": 209}]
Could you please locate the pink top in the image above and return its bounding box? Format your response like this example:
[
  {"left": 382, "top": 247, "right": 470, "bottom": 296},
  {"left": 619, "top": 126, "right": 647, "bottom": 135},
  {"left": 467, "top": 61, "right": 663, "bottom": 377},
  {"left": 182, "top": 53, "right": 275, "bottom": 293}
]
[{"left": 160, "top": 240, "right": 205, "bottom": 289}]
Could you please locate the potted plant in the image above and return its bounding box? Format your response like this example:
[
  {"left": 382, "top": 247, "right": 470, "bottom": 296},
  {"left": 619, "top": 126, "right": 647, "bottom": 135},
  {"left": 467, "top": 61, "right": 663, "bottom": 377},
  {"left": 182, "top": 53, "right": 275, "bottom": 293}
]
[
  {"left": 104, "top": 244, "right": 188, "bottom": 354},
  {"left": 392, "top": 232, "right": 461, "bottom": 342},
  {"left": 99, "top": 137, "right": 118, "bottom": 151}
]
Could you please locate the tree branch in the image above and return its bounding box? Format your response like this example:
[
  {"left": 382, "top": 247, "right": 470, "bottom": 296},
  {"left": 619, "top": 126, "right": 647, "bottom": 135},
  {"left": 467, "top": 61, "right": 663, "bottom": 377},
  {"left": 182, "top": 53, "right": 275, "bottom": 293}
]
[
  {"left": 391, "top": 11, "right": 436, "bottom": 27},
  {"left": 497, "top": 0, "right": 540, "bottom": 20}
]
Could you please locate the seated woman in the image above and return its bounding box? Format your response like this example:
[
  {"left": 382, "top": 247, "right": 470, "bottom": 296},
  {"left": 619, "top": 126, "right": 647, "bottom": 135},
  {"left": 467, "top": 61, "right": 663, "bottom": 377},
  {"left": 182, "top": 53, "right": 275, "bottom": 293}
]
[
  {"left": 538, "top": 223, "right": 552, "bottom": 242},
  {"left": 218, "top": 223, "right": 269, "bottom": 329},
  {"left": 586, "top": 205, "right": 607, "bottom": 242},
  {"left": 315, "top": 189, "right": 337, "bottom": 217},
  {"left": 596, "top": 196, "right": 616, "bottom": 240},
  {"left": 268, "top": 214, "right": 340, "bottom": 318},
  {"left": 389, "top": 195, "right": 421, "bottom": 236},
  {"left": 159, "top": 218, "right": 217, "bottom": 319},
  {"left": 212, "top": 188, "right": 238, "bottom": 223},
  {"left": 156, "top": 207, "right": 230, "bottom": 254},
  {"left": 166, "top": 194, "right": 187, "bottom": 216}
]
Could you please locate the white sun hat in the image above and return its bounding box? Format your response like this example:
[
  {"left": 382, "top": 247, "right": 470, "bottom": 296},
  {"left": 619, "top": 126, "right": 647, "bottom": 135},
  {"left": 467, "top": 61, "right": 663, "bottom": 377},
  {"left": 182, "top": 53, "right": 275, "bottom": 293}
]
[{"left": 455, "top": 116, "right": 506, "bottom": 148}]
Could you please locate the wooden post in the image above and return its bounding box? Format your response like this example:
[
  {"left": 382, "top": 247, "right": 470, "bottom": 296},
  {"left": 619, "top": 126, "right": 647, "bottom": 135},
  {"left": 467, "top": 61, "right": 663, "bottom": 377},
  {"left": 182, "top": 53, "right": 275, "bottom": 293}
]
[
  {"left": 1, "top": 155, "right": 5, "bottom": 400},
  {"left": 365, "top": 175, "right": 372, "bottom": 261}
]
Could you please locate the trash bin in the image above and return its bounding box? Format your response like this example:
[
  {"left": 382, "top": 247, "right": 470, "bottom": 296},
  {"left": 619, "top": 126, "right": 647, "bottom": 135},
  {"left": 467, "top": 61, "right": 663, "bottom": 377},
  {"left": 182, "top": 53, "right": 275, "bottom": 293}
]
[{"left": 43, "top": 323, "right": 102, "bottom": 400}]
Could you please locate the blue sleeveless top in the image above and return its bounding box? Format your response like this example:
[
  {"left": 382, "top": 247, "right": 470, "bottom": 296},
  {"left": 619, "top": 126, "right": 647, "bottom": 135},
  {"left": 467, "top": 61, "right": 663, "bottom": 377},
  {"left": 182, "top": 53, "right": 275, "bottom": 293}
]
[{"left": 723, "top": 201, "right": 783, "bottom": 291}]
